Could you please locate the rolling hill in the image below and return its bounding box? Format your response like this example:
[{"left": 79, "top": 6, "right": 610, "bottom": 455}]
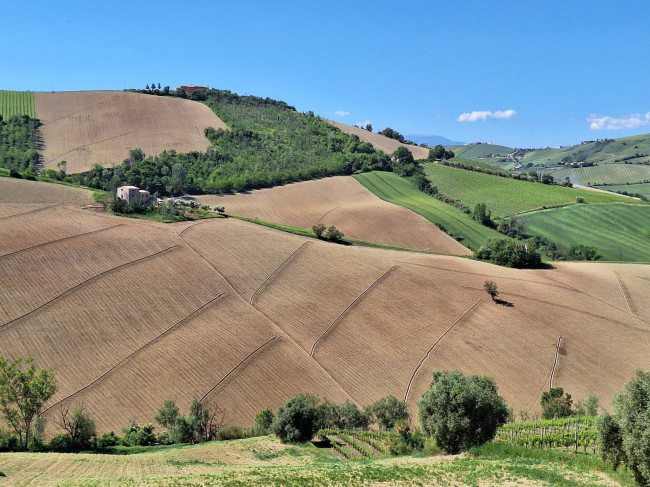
[
  {"left": 1, "top": 177, "right": 648, "bottom": 437},
  {"left": 193, "top": 176, "right": 470, "bottom": 254},
  {"left": 327, "top": 120, "right": 430, "bottom": 160},
  {"left": 35, "top": 91, "right": 228, "bottom": 173}
]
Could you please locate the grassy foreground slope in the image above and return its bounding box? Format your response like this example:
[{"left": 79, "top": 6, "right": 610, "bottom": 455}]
[
  {"left": 522, "top": 204, "right": 650, "bottom": 262},
  {"left": 0, "top": 90, "right": 36, "bottom": 118},
  {"left": 353, "top": 171, "right": 502, "bottom": 250},
  {"left": 0, "top": 436, "right": 631, "bottom": 487},
  {"left": 423, "top": 163, "right": 641, "bottom": 218}
]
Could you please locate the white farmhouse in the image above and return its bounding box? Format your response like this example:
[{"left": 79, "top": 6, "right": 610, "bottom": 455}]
[{"left": 116, "top": 185, "right": 152, "bottom": 204}]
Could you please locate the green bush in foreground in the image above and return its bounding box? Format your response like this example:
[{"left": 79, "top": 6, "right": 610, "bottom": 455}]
[
  {"left": 272, "top": 394, "right": 320, "bottom": 444},
  {"left": 600, "top": 370, "right": 650, "bottom": 486},
  {"left": 418, "top": 370, "right": 509, "bottom": 454}
]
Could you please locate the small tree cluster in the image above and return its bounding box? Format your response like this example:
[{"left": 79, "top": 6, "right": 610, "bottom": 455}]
[
  {"left": 428, "top": 144, "right": 455, "bottom": 161},
  {"left": 154, "top": 398, "right": 224, "bottom": 444},
  {"left": 312, "top": 223, "right": 344, "bottom": 241},
  {"left": 475, "top": 238, "right": 543, "bottom": 268}
]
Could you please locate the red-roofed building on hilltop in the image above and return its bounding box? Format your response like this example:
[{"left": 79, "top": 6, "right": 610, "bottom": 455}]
[{"left": 178, "top": 85, "right": 210, "bottom": 94}]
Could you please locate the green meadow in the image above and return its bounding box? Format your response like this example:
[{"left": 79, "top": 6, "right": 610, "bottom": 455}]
[{"left": 522, "top": 203, "right": 650, "bottom": 262}]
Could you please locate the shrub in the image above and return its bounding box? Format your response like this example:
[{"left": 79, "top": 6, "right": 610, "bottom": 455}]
[
  {"left": 541, "top": 387, "right": 573, "bottom": 419},
  {"left": 0, "top": 428, "right": 19, "bottom": 452},
  {"left": 325, "top": 225, "right": 344, "bottom": 241},
  {"left": 417, "top": 370, "right": 509, "bottom": 454},
  {"left": 576, "top": 196, "right": 585, "bottom": 203},
  {"left": 371, "top": 395, "right": 409, "bottom": 430},
  {"left": 253, "top": 408, "right": 275, "bottom": 436},
  {"left": 335, "top": 401, "right": 371, "bottom": 430},
  {"left": 598, "top": 413, "right": 625, "bottom": 470},
  {"left": 272, "top": 394, "right": 320, "bottom": 443},
  {"left": 216, "top": 425, "right": 244, "bottom": 441},
  {"left": 96, "top": 431, "right": 120, "bottom": 449},
  {"left": 47, "top": 433, "right": 72, "bottom": 452},
  {"left": 386, "top": 421, "right": 424, "bottom": 455},
  {"left": 312, "top": 223, "right": 326, "bottom": 238}
]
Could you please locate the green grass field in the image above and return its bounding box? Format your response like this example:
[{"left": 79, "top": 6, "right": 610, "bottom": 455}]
[
  {"left": 353, "top": 171, "right": 503, "bottom": 251},
  {"left": 447, "top": 143, "right": 513, "bottom": 159},
  {"left": 595, "top": 182, "right": 650, "bottom": 198},
  {"left": 0, "top": 90, "right": 36, "bottom": 118},
  {"left": 549, "top": 163, "right": 650, "bottom": 186},
  {"left": 522, "top": 204, "right": 650, "bottom": 262},
  {"left": 520, "top": 133, "right": 650, "bottom": 168},
  {"left": 422, "top": 163, "right": 642, "bottom": 218}
]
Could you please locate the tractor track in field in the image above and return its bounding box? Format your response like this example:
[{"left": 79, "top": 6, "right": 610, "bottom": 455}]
[
  {"left": 200, "top": 336, "right": 279, "bottom": 402},
  {"left": 249, "top": 241, "right": 310, "bottom": 305},
  {"left": 0, "top": 224, "right": 122, "bottom": 259},
  {"left": 549, "top": 336, "right": 563, "bottom": 389},
  {"left": 44, "top": 292, "right": 227, "bottom": 413},
  {"left": 310, "top": 265, "right": 398, "bottom": 357},
  {"left": 0, "top": 245, "right": 179, "bottom": 329},
  {"left": 0, "top": 204, "right": 58, "bottom": 221},
  {"left": 404, "top": 299, "right": 481, "bottom": 401}
]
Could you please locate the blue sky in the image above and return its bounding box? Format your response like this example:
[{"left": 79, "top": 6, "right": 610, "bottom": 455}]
[{"left": 2, "top": 0, "right": 649, "bottom": 147}]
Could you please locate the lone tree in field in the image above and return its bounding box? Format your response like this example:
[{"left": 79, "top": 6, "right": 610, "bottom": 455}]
[
  {"left": 484, "top": 281, "right": 499, "bottom": 301},
  {"left": 417, "top": 370, "right": 509, "bottom": 454},
  {"left": 0, "top": 356, "right": 57, "bottom": 450}
]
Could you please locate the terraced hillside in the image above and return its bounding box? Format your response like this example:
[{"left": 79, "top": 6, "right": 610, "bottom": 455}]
[
  {"left": 35, "top": 91, "right": 227, "bottom": 173},
  {"left": 194, "top": 176, "right": 470, "bottom": 254},
  {"left": 1, "top": 178, "right": 648, "bottom": 436},
  {"left": 327, "top": 120, "right": 430, "bottom": 159}
]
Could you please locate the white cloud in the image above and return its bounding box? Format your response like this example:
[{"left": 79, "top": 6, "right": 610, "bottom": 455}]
[
  {"left": 335, "top": 110, "right": 350, "bottom": 116},
  {"left": 355, "top": 120, "right": 372, "bottom": 128},
  {"left": 587, "top": 112, "right": 650, "bottom": 130},
  {"left": 457, "top": 109, "right": 517, "bottom": 122}
]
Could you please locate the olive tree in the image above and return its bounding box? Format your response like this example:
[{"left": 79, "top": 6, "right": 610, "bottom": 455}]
[
  {"left": 272, "top": 394, "right": 320, "bottom": 443},
  {"left": 417, "top": 370, "right": 509, "bottom": 454},
  {"left": 371, "top": 395, "right": 409, "bottom": 429},
  {"left": 0, "top": 357, "right": 56, "bottom": 450}
]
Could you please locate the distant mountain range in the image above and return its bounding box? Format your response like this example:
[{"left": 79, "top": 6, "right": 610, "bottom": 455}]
[{"left": 406, "top": 134, "right": 464, "bottom": 146}]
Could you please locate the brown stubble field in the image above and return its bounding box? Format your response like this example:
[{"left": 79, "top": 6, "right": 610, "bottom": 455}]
[
  {"left": 0, "top": 177, "right": 648, "bottom": 435},
  {"left": 194, "top": 176, "right": 470, "bottom": 254},
  {"left": 326, "top": 120, "right": 430, "bottom": 159},
  {"left": 35, "top": 91, "right": 228, "bottom": 173}
]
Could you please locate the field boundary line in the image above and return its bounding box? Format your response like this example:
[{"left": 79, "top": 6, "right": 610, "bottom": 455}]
[
  {"left": 250, "top": 241, "right": 310, "bottom": 305},
  {"left": 178, "top": 220, "right": 208, "bottom": 237},
  {"left": 0, "top": 204, "right": 58, "bottom": 221},
  {"left": 0, "top": 245, "right": 179, "bottom": 329},
  {"left": 0, "top": 224, "right": 123, "bottom": 259},
  {"left": 316, "top": 205, "right": 341, "bottom": 223},
  {"left": 44, "top": 132, "right": 130, "bottom": 164},
  {"left": 549, "top": 336, "right": 563, "bottom": 389},
  {"left": 40, "top": 97, "right": 117, "bottom": 126},
  {"left": 404, "top": 299, "right": 481, "bottom": 401},
  {"left": 310, "top": 265, "right": 398, "bottom": 357},
  {"left": 200, "top": 336, "right": 279, "bottom": 402},
  {"left": 44, "top": 292, "right": 227, "bottom": 413}
]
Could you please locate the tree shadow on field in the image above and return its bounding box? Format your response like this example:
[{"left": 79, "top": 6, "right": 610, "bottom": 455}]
[{"left": 494, "top": 298, "right": 514, "bottom": 307}]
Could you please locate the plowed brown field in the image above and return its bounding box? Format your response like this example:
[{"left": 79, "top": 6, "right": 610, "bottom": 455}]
[
  {"left": 327, "top": 120, "right": 430, "bottom": 159},
  {"left": 1, "top": 178, "right": 648, "bottom": 434},
  {"left": 195, "top": 176, "right": 469, "bottom": 254},
  {"left": 35, "top": 91, "right": 227, "bottom": 173}
]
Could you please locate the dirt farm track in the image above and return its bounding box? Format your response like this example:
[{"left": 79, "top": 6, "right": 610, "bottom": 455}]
[{"left": 0, "top": 177, "right": 649, "bottom": 435}]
